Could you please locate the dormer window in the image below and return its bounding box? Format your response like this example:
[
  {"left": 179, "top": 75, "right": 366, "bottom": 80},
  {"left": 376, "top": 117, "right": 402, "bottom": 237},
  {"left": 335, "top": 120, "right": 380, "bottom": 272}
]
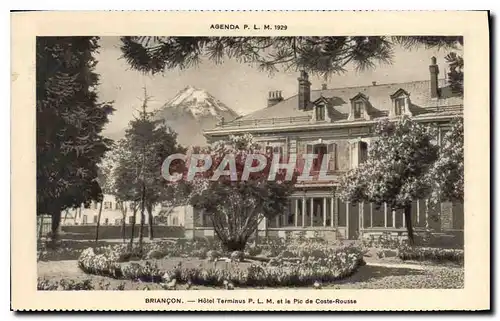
[
  {"left": 316, "top": 104, "right": 325, "bottom": 121},
  {"left": 312, "top": 96, "right": 331, "bottom": 122},
  {"left": 394, "top": 97, "right": 405, "bottom": 116},
  {"left": 390, "top": 89, "right": 412, "bottom": 117},
  {"left": 354, "top": 101, "right": 364, "bottom": 119},
  {"left": 349, "top": 93, "right": 371, "bottom": 121}
]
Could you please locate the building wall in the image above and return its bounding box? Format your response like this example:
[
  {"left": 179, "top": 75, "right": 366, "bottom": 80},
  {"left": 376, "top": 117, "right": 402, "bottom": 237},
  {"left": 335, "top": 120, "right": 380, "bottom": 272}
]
[{"left": 60, "top": 194, "right": 185, "bottom": 227}]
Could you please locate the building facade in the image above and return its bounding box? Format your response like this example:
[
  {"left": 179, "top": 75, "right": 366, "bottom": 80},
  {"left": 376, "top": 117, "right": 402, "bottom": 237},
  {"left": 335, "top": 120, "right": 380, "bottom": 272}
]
[
  {"left": 60, "top": 194, "right": 186, "bottom": 227},
  {"left": 193, "top": 57, "right": 464, "bottom": 242}
]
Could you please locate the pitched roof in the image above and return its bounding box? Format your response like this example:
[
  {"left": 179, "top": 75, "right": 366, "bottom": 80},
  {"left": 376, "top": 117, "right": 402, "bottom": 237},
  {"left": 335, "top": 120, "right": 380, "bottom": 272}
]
[{"left": 225, "top": 79, "right": 463, "bottom": 126}]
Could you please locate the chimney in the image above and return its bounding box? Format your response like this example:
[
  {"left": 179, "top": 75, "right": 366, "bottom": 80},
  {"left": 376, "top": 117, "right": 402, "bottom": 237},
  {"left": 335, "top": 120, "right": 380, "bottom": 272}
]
[
  {"left": 267, "top": 90, "right": 283, "bottom": 107},
  {"left": 321, "top": 84, "right": 327, "bottom": 90},
  {"left": 429, "top": 56, "right": 440, "bottom": 98},
  {"left": 372, "top": 81, "right": 377, "bottom": 86},
  {"left": 298, "top": 70, "right": 311, "bottom": 110}
]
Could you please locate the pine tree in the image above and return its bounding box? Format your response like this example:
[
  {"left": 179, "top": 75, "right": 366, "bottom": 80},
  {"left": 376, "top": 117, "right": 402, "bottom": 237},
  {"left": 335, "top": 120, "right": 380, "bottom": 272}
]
[
  {"left": 120, "top": 36, "right": 462, "bottom": 81},
  {"left": 36, "top": 37, "right": 114, "bottom": 239},
  {"left": 113, "top": 88, "right": 185, "bottom": 250}
]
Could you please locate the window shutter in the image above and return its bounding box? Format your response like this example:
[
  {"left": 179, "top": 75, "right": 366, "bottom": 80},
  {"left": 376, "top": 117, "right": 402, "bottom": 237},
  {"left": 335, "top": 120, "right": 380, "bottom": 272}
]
[
  {"left": 297, "top": 143, "right": 310, "bottom": 175},
  {"left": 327, "top": 143, "right": 337, "bottom": 171}
]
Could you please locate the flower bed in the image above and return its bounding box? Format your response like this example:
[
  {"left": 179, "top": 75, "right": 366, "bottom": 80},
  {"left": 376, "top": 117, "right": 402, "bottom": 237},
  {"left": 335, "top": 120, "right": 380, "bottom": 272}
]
[
  {"left": 77, "top": 243, "right": 365, "bottom": 287},
  {"left": 37, "top": 278, "right": 95, "bottom": 290},
  {"left": 398, "top": 246, "right": 464, "bottom": 264},
  {"left": 37, "top": 277, "right": 127, "bottom": 291},
  {"left": 37, "top": 240, "right": 134, "bottom": 262},
  {"left": 37, "top": 238, "right": 222, "bottom": 262}
]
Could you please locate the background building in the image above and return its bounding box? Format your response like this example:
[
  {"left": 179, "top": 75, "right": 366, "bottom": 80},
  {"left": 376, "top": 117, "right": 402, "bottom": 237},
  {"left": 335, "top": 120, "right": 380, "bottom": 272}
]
[{"left": 59, "top": 194, "right": 186, "bottom": 227}]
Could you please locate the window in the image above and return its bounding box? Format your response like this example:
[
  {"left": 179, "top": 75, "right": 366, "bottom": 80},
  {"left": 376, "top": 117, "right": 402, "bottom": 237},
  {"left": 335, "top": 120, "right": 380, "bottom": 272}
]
[
  {"left": 104, "top": 202, "right": 111, "bottom": 210},
  {"left": 360, "top": 142, "right": 368, "bottom": 164},
  {"left": 354, "top": 101, "right": 364, "bottom": 119},
  {"left": 104, "top": 218, "right": 109, "bottom": 225},
  {"left": 172, "top": 217, "right": 178, "bottom": 226},
  {"left": 394, "top": 97, "right": 405, "bottom": 116},
  {"left": 327, "top": 143, "right": 338, "bottom": 171},
  {"left": 93, "top": 215, "right": 98, "bottom": 224},
  {"left": 82, "top": 215, "right": 88, "bottom": 225},
  {"left": 315, "top": 104, "right": 325, "bottom": 121},
  {"left": 272, "top": 146, "right": 284, "bottom": 162},
  {"left": 272, "top": 146, "right": 283, "bottom": 155},
  {"left": 128, "top": 216, "right": 135, "bottom": 224},
  {"left": 313, "top": 144, "right": 327, "bottom": 172},
  {"left": 115, "top": 218, "right": 122, "bottom": 225},
  {"left": 440, "top": 129, "right": 450, "bottom": 146},
  {"left": 94, "top": 202, "right": 98, "bottom": 210},
  {"left": 129, "top": 203, "right": 135, "bottom": 211},
  {"left": 115, "top": 202, "right": 121, "bottom": 210}
]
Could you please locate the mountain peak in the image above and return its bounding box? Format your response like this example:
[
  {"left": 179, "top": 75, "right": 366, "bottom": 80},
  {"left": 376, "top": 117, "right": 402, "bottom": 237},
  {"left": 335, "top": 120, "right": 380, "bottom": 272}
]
[{"left": 163, "top": 86, "right": 239, "bottom": 118}]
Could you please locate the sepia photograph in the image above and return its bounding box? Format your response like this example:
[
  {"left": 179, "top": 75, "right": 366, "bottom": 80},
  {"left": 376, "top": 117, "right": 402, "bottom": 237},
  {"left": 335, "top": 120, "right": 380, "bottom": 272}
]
[
  {"left": 36, "top": 35, "right": 465, "bottom": 290},
  {"left": 11, "top": 11, "right": 489, "bottom": 311}
]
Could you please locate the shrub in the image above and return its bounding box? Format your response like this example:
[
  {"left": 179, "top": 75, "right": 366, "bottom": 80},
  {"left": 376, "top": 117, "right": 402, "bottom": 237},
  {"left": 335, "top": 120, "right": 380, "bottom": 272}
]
[
  {"left": 78, "top": 248, "right": 123, "bottom": 278},
  {"left": 206, "top": 250, "right": 221, "bottom": 262},
  {"left": 362, "top": 233, "right": 403, "bottom": 249},
  {"left": 192, "top": 247, "right": 209, "bottom": 259},
  {"left": 398, "top": 245, "right": 464, "bottom": 264},
  {"left": 230, "top": 251, "right": 244, "bottom": 262},
  {"left": 121, "top": 261, "right": 163, "bottom": 282},
  {"left": 37, "top": 278, "right": 59, "bottom": 290},
  {"left": 60, "top": 225, "right": 184, "bottom": 240},
  {"left": 37, "top": 278, "right": 94, "bottom": 290},
  {"left": 37, "top": 278, "right": 127, "bottom": 291},
  {"left": 246, "top": 245, "right": 262, "bottom": 257}
]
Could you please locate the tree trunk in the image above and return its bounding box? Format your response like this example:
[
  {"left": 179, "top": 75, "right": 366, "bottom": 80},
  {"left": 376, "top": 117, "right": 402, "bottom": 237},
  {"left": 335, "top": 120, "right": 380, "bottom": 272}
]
[
  {"left": 95, "top": 200, "right": 103, "bottom": 243},
  {"left": 37, "top": 215, "right": 44, "bottom": 248},
  {"left": 63, "top": 210, "right": 69, "bottom": 225},
  {"left": 121, "top": 206, "right": 127, "bottom": 244},
  {"left": 404, "top": 204, "right": 415, "bottom": 246},
  {"left": 139, "top": 184, "right": 146, "bottom": 252},
  {"left": 129, "top": 206, "right": 137, "bottom": 250},
  {"left": 50, "top": 208, "right": 61, "bottom": 242},
  {"left": 147, "top": 203, "right": 154, "bottom": 240},
  {"left": 222, "top": 238, "right": 247, "bottom": 252}
]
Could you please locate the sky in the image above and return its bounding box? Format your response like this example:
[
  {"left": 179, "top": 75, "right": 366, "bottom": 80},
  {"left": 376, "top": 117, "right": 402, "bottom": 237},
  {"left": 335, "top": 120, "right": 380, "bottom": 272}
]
[{"left": 95, "top": 37, "right": 462, "bottom": 137}]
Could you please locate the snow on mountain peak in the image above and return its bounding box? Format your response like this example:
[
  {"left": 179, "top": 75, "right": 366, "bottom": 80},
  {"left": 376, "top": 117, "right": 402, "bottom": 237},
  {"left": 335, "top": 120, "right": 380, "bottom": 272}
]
[{"left": 164, "top": 86, "right": 236, "bottom": 118}]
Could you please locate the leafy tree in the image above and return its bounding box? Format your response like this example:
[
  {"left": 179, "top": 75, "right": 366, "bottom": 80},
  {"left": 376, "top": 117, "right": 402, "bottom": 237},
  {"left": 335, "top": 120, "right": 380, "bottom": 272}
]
[
  {"left": 428, "top": 117, "right": 464, "bottom": 203},
  {"left": 171, "top": 134, "right": 298, "bottom": 251},
  {"left": 113, "top": 88, "right": 185, "bottom": 250},
  {"left": 120, "top": 36, "right": 462, "bottom": 79},
  {"left": 339, "top": 116, "right": 439, "bottom": 245},
  {"left": 36, "top": 37, "right": 114, "bottom": 239}
]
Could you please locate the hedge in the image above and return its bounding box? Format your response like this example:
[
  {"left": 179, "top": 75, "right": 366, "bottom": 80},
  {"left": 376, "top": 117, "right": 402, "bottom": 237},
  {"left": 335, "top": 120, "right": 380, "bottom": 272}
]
[{"left": 60, "top": 225, "right": 184, "bottom": 240}]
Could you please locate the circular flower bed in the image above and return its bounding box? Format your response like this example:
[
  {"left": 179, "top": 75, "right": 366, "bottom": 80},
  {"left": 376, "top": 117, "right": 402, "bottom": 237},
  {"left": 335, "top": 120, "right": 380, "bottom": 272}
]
[{"left": 77, "top": 243, "right": 365, "bottom": 288}]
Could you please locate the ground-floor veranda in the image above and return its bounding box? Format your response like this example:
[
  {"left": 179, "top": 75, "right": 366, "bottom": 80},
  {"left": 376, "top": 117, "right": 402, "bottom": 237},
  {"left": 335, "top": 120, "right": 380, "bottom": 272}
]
[{"left": 188, "top": 188, "right": 464, "bottom": 242}]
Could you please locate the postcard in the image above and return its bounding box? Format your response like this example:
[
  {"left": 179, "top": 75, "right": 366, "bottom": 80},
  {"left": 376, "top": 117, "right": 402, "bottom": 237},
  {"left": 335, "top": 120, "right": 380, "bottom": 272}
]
[{"left": 11, "top": 11, "right": 490, "bottom": 311}]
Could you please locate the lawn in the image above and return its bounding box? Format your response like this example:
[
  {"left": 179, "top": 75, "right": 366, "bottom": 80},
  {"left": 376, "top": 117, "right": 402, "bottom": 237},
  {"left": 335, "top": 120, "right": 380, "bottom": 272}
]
[{"left": 37, "top": 236, "right": 464, "bottom": 290}]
